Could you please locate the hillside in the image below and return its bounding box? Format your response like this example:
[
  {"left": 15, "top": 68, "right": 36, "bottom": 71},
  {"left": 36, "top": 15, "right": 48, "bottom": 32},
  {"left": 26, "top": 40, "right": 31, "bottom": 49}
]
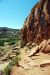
[{"left": 0, "top": 27, "right": 21, "bottom": 38}]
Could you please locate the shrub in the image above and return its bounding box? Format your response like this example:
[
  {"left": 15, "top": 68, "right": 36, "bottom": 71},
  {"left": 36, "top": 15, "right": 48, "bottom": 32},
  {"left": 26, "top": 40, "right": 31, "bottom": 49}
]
[
  {"left": 4, "top": 53, "right": 20, "bottom": 75},
  {"left": 9, "top": 41, "right": 16, "bottom": 45},
  {"left": 0, "top": 40, "right": 4, "bottom": 46}
]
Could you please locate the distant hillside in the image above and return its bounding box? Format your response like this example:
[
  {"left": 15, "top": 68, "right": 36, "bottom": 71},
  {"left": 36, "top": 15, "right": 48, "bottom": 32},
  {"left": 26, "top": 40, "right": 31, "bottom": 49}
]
[{"left": 0, "top": 27, "right": 21, "bottom": 38}]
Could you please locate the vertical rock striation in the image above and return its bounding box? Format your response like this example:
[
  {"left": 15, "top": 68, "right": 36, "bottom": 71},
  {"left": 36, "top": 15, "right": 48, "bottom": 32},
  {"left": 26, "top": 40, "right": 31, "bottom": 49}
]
[{"left": 21, "top": 0, "right": 50, "bottom": 45}]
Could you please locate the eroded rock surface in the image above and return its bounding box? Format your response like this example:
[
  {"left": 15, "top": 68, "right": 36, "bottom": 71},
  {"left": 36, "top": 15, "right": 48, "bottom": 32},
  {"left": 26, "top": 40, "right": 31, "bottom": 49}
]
[{"left": 21, "top": 0, "right": 50, "bottom": 45}]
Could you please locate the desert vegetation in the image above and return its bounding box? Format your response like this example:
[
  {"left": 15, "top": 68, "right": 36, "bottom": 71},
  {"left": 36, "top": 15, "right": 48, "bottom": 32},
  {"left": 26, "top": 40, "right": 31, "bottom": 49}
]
[{"left": 4, "top": 51, "right": 20, "bottom": 75}]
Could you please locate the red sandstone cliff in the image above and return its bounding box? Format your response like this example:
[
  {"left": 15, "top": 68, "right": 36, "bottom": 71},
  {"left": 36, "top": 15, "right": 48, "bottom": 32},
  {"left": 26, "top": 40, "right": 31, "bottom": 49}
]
[{"left": 21, "top": 0, "right": 50, "bottom": 45}]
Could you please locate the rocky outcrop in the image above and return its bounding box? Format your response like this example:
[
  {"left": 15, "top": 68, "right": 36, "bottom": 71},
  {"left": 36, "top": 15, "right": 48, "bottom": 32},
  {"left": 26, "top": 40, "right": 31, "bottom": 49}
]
[
  {"left": 28, "top": 45, "right": 39, "bottom": 56},
  {"left": 40, "top": 60, "right": 50, "bottom": 67},
  {"left": 41, "top": 39, "right": 50, "bottom": 53},
  {"left": 28, "top": 39, "right": 50, "bottom": 55},
  {"left": 21, "top": 0, "right": 50, "bottom": 45}
]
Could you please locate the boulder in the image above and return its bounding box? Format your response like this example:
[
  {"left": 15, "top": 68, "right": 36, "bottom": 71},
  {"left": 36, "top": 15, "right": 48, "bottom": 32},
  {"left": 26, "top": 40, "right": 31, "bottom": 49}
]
[
  {"left": 42, "top": 39, "right": 50, "bottom": 53},
  {"left": 44, "top": 44, "right": 50, "bottom": 53},
  {"left": 39, "top": 40, "right": 47, "bottom": 50},
  {"left": 40, "top": 60, "right": 50, "bottom": 67},
  {"left": 28, "top": 45, "right": 39, "bottom": 56}
]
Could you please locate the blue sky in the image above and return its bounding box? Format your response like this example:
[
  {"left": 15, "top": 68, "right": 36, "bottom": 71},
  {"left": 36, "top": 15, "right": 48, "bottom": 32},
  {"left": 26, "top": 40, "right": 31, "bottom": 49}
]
[{"left": 0, "top": 0, "right": 39, "bottom": 29}]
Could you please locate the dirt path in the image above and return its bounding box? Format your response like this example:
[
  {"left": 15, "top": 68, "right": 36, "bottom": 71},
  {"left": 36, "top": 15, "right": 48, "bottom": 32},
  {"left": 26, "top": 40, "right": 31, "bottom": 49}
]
[
  {"left": 11, "top": 47, "right": 50, "bottom": 75},
  {"left": 11, "top": 66, "right": 50, "bottom": 75}
]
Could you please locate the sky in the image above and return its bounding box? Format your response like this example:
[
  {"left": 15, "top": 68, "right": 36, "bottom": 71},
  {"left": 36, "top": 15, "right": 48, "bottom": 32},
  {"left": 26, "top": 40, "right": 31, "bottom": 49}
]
[{"left": 0, "top": 0, "right": 39, "bottom": 29}]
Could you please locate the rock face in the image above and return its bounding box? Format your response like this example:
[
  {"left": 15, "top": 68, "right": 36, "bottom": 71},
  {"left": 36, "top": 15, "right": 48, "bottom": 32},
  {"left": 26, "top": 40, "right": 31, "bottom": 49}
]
[
  {"left": 41, "top": 39, "right": 50, "bottom": 53},
  {"left": 21, "top": 0, "right": 50, "bottom": 45}
]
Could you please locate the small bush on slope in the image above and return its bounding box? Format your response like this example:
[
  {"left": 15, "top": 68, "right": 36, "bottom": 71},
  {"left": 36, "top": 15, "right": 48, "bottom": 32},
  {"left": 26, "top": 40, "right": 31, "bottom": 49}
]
[
  {"left": 9, "top": 41, "right": 16, "bottom": 45},
  {"left": 4, "top": 52, "right": 21, "bottom": 75},
  {"left": 0, "top": 40, "right": 4, "bottom": 46}
]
